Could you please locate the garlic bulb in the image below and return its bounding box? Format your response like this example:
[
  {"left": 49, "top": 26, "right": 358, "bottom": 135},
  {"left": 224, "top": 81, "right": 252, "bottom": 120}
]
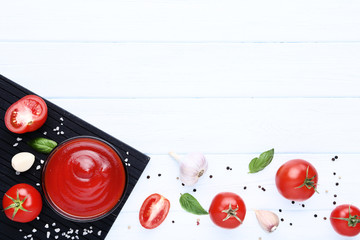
[
  {"left": 254, "top": 210, "right": 279, "bottom": 233},
  {"left": 169, "top": 152, "right": 208, "bottom": 186},
  {"left": 12, "top": 152, "right": 35, "bottom": 172}
]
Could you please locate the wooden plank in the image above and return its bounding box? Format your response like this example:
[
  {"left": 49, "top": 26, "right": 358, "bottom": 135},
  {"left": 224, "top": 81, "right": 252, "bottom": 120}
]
[
  {"left": 0, "top": 75, "right": 150, "bottom": 240},
  {"left": 0, "top": 0, "right": 360, "bottom": 42},
  {"left": 0, "top": 43, "right": 359, "bottom": 98},
  {"left": 46, "top": 97, "right": 360, "bottom": 155}
]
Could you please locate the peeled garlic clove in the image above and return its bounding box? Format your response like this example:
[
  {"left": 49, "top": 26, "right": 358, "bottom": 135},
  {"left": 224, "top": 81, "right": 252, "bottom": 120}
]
[
  {"left": 12, "top": 152, "right": 35, "bottom": 172},
  {"left": 169, "top": 152, "right": 208, "bottom": 186},
  {"left": 254, "top": 210, "right": 279, "bottom": 233}
]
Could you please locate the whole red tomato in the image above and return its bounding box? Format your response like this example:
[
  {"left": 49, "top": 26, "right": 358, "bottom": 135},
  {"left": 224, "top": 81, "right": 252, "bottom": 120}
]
[
  {"left": 5, "top": 95, "right": 48, "bottom": 134},
  {"left": 330, "top": 204, "right": 360, "bottom": 237},
  {"left": 209, "top": 192, "right": 246, "bottom": 229},
  {"left": 139, "top": 193, "right": 170, "bottom": 229},
  {"left": 3, "top": 183, "right": 43, "bottom": 223},
  {"left": 275, "top": 159, "right": 318, "bottom": 201}
]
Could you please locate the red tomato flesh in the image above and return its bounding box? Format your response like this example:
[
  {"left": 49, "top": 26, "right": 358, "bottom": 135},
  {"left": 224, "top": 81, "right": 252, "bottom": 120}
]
[
  {"left": 3, "top": 183, "right": 42, "bottom": 223},
  {"left": 139, "top": 193, "right": 170, "bottom": 229},
  {"left": 331, "top": 204, "right": 360, "bottom": 237},
  {"left": 5, "top": 95, "right": 48, "bottom": 134},
  {"left": 43, "top": 137, "right": 127, "bottom": 220},
  {"left": 275, "top": 159, "right": 318, "bottom": 201}
]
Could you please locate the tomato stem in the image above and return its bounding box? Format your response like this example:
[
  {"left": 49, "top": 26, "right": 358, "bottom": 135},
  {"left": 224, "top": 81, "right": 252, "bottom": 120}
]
[
  {"left": 3, "top": 190, "right": 31, "bottom": 220},
  {"left": 295, "top": 166, "right": 318, "bottom": 193},
  {"left": 331, "top": 205, "right": 360, "bottom": 227},
  {"left": 222, "top": 203, "right": 242, "bottom": 223}
]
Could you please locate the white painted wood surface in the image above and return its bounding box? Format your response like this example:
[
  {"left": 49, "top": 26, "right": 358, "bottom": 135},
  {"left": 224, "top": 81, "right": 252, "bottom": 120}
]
[{"left": 1, "top": 0, "right": 360, "bottom": 239}]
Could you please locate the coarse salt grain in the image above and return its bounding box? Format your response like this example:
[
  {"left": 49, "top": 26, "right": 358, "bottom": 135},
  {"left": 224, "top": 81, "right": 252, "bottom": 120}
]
[
  {"left": 16, "top": 171, "right": 20, "bottom": 175},
  {"left": 52, "top": 223, "right": 56, "bottom": 226},
  {"left": 40, "top": 159, "right": 45, "bottom": 164},
  {"left": 124, "top": 158, "right": 128, "bottom": 162},
  {"left": 36, "top": 183, "right": 40, "bottom": 186},
  {"left": 45, "top": 224, "right": 49, "bottom": 228},
  {"left": 47, "top": 232, "right": 50, "bottom": 239},
  {"left": 55, "top": 228, "right": 60, "bottom": 233},
  {"left": 98, "top": 230, "right": 102, "bottom": 236},
  {"left": 13, "top": 143, "right": 19, "bottom": 147},
  {"left": 36, "top": 216, "right": 40, "bottom": 220},
  {"left": 60, "top": 117, "right": 64, "bottom": 121},
  {"left": 126, "top": 152, "right": 129, "bottom": 155},
  {"left": 36, "top": 165, "right": 41, "bottom": 170},
  {"left": 17, "top": 137, "right": 22, "bottom": 141},
  {"left": 43, "top": 131, "right": 47, "bottom": 135},
  {"left": 55, "top": 236, "right": 59, "bottom": 239},
  {"left": 60, "top": 131, "right": 64, "bottom": 135}
]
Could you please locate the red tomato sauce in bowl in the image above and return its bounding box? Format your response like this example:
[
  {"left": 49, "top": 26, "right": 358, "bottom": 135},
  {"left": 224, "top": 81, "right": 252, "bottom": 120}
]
[{"left": 42, "top": 136, "right": 127, "bottom": 222}]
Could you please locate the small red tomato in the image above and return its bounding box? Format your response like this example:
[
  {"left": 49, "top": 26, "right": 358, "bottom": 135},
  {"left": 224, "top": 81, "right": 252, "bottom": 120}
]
[
  {"left": 3, "top": 183, "right": 43, "bottom": 223},
  {"left": 139, "top": 193, "right": 170, "bottom": 229},
  {"left": 209, "top": 192, "right": 246, "bottom": 229},
  {"left": 330, "top": 204, "right": 360, "bottom": 237},
  {"left": 275, "top": 159, "right": 318, "bottom": 201},
  {"left": 5, "top": 95, "right": 48, "bottom": 134}
]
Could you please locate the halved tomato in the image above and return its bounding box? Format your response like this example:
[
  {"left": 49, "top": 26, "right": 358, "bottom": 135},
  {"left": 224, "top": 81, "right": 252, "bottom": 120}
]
[
  {"left": 139, "top": 193, "right": 170, "bottom": 229},
  {"left": 5, "top": 95, "right": 48, "bottom": 134}
]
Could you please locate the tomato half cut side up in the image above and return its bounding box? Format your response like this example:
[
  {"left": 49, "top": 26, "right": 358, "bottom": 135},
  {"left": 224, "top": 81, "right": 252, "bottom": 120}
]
[
  {"left": 5, "top": 95, "right": 48, "bottom": 134},
  {"left": 139, "top": 193, "right": 170, "bottom": 229}
]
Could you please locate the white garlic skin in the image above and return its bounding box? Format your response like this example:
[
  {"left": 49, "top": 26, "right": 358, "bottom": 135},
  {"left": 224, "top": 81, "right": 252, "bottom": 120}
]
[
  {"left": 179, "top": 153, "right": 208, "bottom": 186},
  {"left": 254, "top": 210, "right": 279, "bottom": 233},
  {"left": 11, "top": 152, "right": 35, "bottom": 172}
]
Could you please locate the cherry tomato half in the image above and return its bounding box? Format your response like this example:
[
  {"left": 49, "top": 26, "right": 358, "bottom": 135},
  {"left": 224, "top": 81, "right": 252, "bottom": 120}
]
[
  {"left": 5, "top": 95, "right": 48, "bottom": 134},
  {"left": 139, "top": 193, "right": 170, "bottom": 229},
  {"left": 275, "top": 159, "right": 318, "bottom": 201},
  {"left": 209, "top": 192, "right": 246, "bottom": 229},
  {"left": 330, "top": 204, "right": 360, "bottom": 237},
  {"left": 3, "top": 183, "right": 43, "bottom": 223}
]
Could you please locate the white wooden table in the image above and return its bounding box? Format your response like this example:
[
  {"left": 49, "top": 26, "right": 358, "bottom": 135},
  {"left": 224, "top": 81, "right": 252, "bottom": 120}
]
[{"left": 1, "top": 1, "right": 360, "bottom": 239}]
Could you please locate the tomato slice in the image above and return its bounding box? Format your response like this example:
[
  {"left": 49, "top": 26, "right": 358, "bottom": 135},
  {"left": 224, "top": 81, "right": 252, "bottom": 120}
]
[
  {"left": 5, "top": 95, "right": 48, "bottom": 134},
  {"left": 139, "top": 193, "right": 170, "bottom": 229}
]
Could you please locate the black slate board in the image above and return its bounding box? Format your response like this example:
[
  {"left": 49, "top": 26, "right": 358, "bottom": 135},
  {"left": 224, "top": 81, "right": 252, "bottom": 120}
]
[{"left": 0, "top": 75, "right": 150, "bottom": 240}]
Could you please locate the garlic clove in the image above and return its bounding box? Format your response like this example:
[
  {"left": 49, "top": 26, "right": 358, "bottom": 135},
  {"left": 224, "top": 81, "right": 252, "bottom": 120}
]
[
  {"left": 254, "top": 209, "right": 279, "bottom": 233},
  {"left": 169, "top": 152, "right": 208, "bottom": 186},
  {"left": 11, "top": 152, "right": 35, "bottom": 172}
]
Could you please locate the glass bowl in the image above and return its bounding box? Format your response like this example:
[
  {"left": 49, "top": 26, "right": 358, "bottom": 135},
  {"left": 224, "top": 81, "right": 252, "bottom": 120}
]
[{"left": 42, "top": 136, "right": 128, "bottom": 222}]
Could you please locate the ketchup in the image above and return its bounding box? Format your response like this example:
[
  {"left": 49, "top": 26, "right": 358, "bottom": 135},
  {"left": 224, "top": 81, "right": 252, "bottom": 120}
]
[{"left": 43, "top": 137, "right": 127, "bottom": 220}]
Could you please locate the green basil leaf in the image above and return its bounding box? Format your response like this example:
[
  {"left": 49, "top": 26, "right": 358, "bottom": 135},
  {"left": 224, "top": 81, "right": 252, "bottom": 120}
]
[
  {"left": 27, "top": 137, "right": 57, "bottom": 154},
  {"left": 248, "top": 148, "right": 274, "bottom": 173},
  {"left": 179, "top": 193, "right": 208, "bottom": 215}
]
